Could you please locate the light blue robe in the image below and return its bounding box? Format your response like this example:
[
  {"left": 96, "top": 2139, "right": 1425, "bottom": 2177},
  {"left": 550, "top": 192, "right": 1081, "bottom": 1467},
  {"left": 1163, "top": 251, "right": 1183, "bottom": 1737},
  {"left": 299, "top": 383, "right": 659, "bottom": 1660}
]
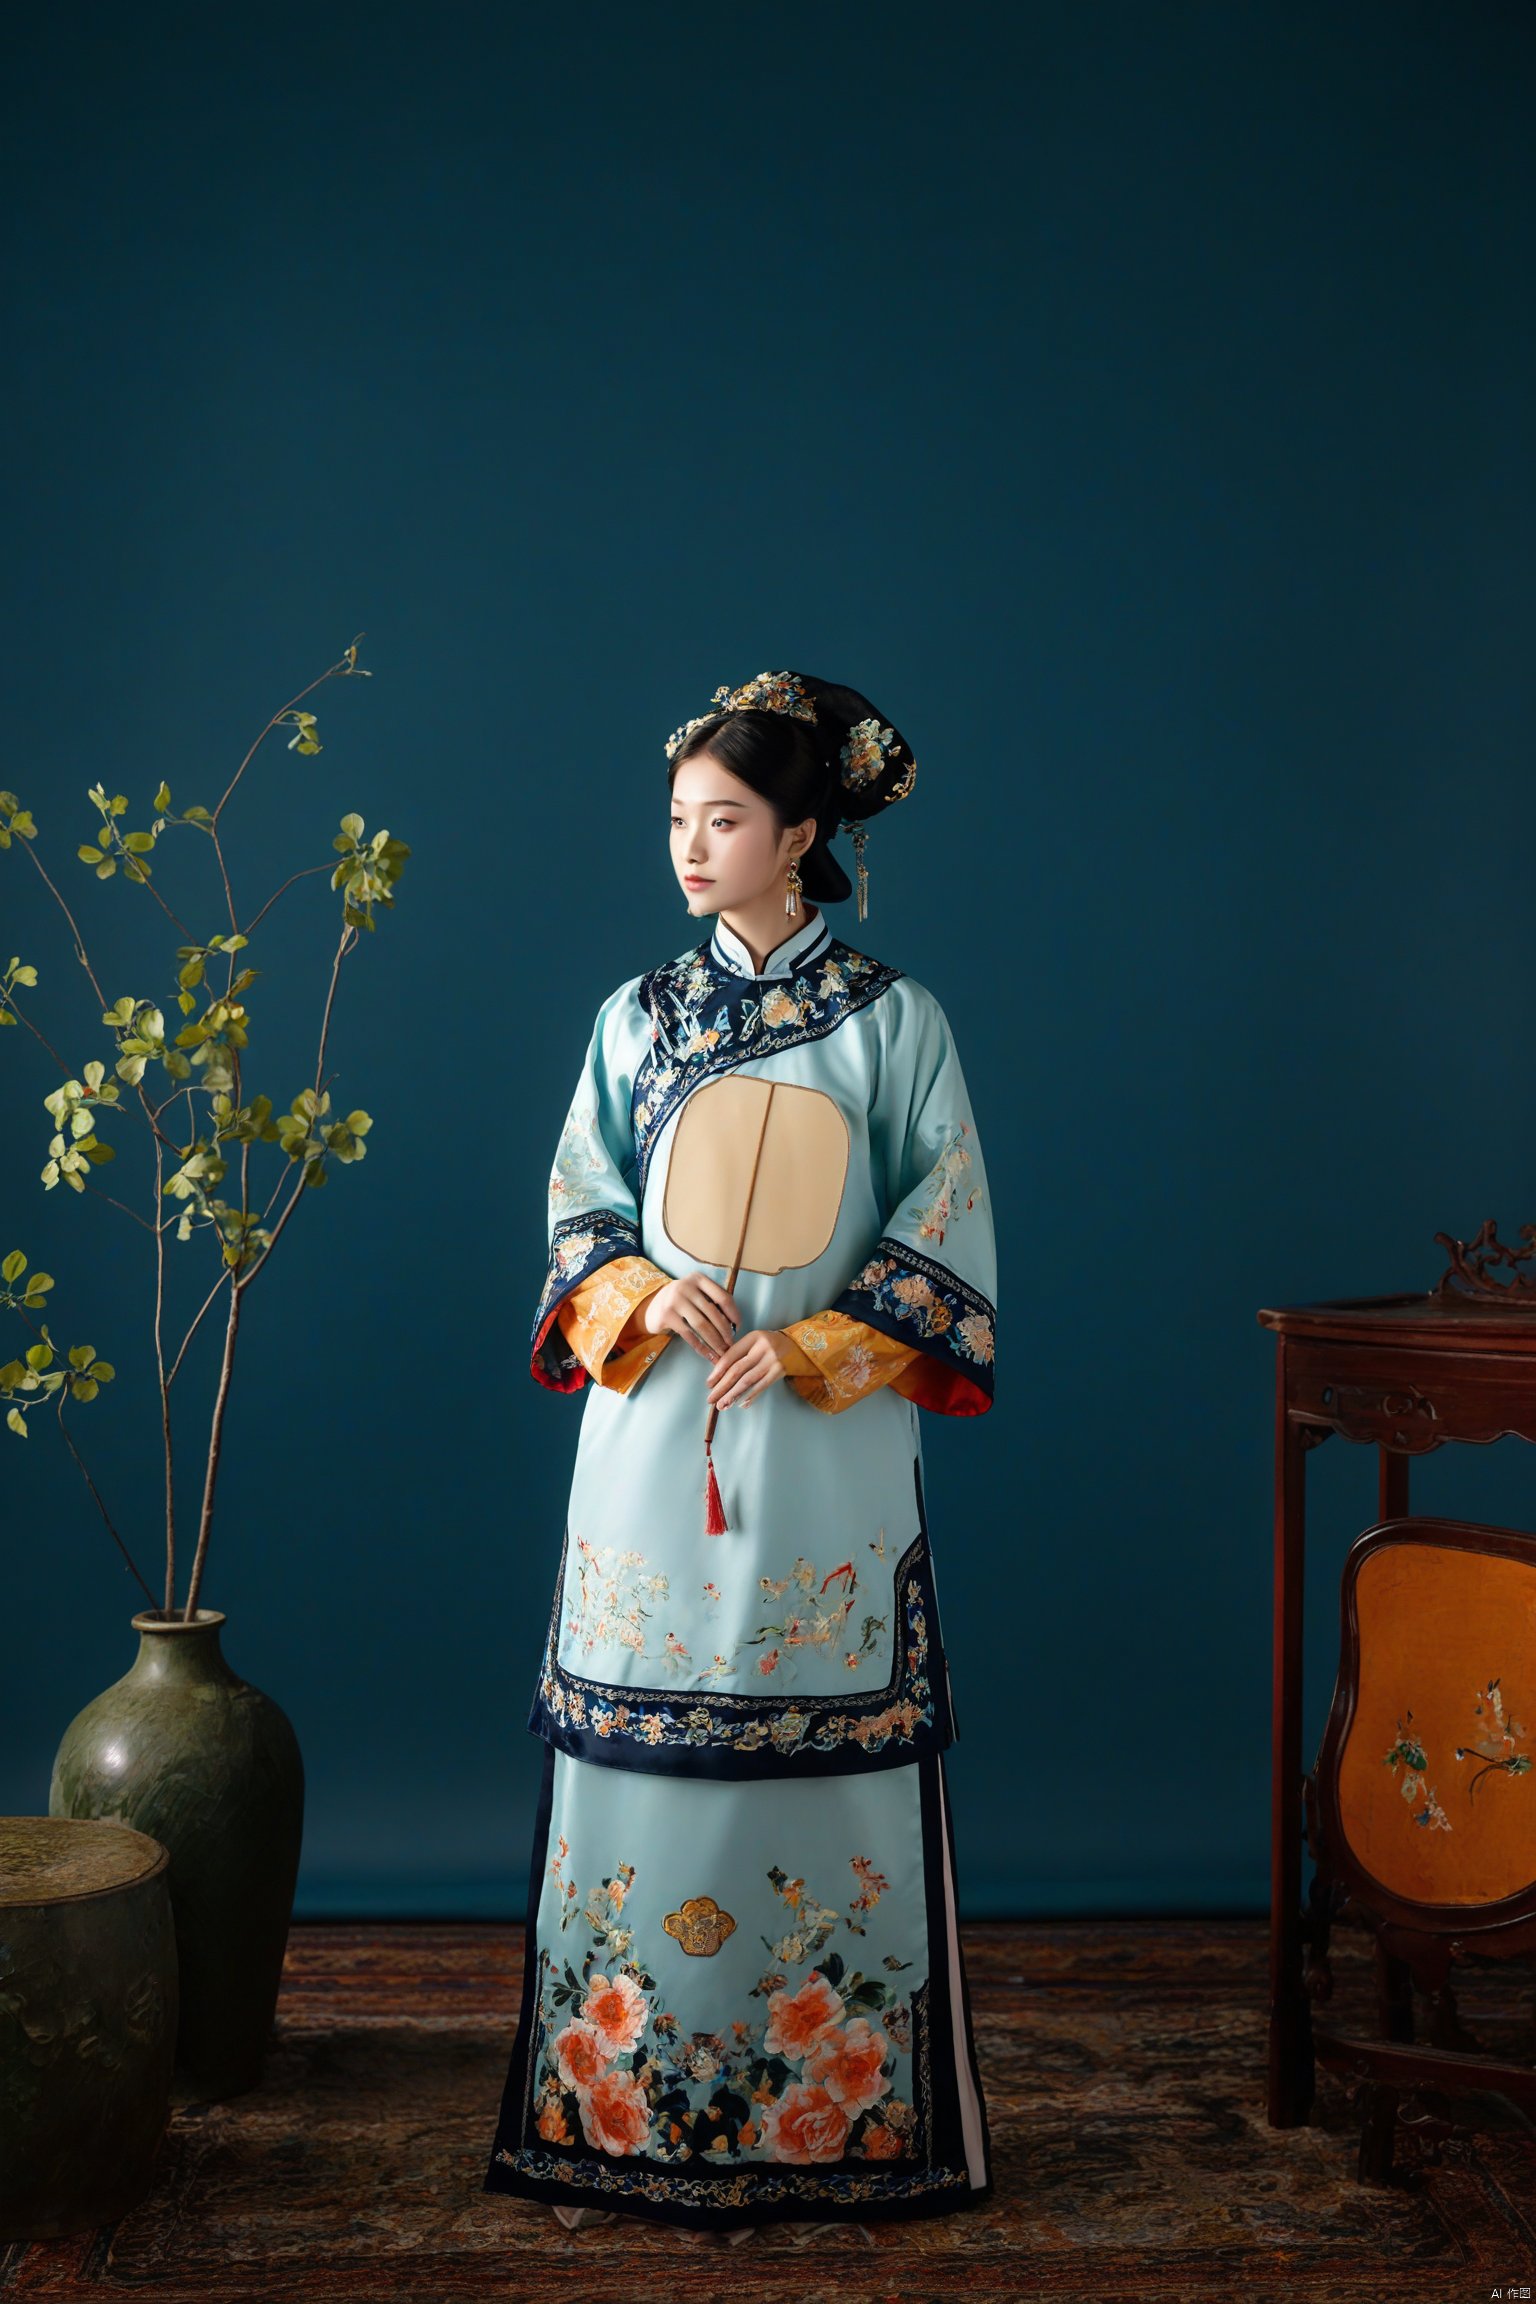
[{"left": 485, "top": 905, "right": 996, "bottom": 2230}]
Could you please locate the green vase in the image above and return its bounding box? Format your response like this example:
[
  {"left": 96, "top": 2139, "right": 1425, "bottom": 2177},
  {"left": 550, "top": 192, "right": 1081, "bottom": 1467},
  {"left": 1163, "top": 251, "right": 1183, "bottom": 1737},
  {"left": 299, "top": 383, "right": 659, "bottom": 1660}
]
[{"left": 49, "top": 1609, "right": 304, "bottom": 2100}]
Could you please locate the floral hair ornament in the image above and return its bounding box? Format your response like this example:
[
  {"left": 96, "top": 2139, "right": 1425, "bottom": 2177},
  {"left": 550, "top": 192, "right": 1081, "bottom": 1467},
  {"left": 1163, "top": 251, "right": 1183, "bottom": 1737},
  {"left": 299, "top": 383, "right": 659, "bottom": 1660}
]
[{"left": 663, "top": 668, "right": 917, "bottom": 921}]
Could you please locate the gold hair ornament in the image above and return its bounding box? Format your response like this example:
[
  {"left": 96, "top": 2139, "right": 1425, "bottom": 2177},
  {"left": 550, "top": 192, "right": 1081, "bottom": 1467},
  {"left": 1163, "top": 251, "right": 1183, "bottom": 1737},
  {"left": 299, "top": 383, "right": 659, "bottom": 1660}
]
[{"left": 666, "top": 670, "right": 917, "bottom": 921}]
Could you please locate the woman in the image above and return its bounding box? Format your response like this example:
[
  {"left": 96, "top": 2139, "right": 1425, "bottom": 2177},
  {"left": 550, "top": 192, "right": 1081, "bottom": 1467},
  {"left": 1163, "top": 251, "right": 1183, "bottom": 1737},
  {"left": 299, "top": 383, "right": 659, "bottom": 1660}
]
[{"left": 483, "top": 670, "right": 996, "bottom": 2244}]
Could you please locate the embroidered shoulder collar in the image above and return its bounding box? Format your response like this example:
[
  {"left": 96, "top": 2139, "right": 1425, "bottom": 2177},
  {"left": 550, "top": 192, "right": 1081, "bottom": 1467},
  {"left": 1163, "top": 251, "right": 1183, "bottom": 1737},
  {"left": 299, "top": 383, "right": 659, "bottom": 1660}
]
[{"left": 630, "top": 931, "right": 901, "bottom": 1195}]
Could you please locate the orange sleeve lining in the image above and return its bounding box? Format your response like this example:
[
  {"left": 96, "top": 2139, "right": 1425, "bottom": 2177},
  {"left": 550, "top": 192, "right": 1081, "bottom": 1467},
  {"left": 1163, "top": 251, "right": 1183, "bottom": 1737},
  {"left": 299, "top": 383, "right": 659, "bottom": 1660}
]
[
  {"left": 555, "top": 1256, "right": 673, "bottom": 1394},
  {"left": 777, "top": 1309, "right": 923, "bottom": 1415}
]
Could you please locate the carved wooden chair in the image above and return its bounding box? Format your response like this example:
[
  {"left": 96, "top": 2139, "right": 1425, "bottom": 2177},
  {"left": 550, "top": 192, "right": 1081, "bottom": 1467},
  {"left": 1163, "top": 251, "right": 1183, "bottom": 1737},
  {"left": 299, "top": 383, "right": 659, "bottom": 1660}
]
[{"left": 1303, "top": 1515, "right": 1536, "bottom": 2181}]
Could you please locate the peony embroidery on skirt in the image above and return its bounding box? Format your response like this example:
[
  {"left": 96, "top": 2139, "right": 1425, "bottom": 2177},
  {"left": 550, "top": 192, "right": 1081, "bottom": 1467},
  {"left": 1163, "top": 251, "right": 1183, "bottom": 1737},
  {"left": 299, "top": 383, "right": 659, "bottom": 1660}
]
[{"left": 528, "top": 1849, "right": 922, "bottom": 2170}]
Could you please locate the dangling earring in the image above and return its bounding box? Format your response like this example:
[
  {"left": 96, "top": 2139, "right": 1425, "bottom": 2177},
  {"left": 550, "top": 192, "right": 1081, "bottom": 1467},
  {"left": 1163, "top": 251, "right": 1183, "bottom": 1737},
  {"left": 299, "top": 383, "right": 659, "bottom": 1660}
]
[
  {"left": 784, "top": 855, "right": 802, "bottom": 917},
  {"left": 847, "top": 823, "right": 870, "bottom": 921}
]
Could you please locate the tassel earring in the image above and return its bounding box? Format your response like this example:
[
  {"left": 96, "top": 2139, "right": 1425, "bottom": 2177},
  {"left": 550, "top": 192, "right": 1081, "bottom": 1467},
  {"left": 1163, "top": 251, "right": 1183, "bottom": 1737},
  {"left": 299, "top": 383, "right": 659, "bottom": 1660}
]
[
  {"left": 848, "top": 824, "right": 870, "bottom": 921},
  {"left": 784, "top": 856, "right": 802, "bottom": 917}
]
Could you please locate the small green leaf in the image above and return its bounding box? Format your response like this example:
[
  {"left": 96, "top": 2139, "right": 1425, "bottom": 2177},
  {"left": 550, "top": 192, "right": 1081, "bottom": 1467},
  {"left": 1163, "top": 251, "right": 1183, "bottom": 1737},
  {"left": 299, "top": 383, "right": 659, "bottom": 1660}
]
[
  {"left": 6, "top": 1408, "right": 26, "bottom": 1437},
  {"left": 77, "top": 845, "right": 103, "bottom": 865},
  {"left": 1, "top": 1250, "right": 25, "bottom": 1284}
]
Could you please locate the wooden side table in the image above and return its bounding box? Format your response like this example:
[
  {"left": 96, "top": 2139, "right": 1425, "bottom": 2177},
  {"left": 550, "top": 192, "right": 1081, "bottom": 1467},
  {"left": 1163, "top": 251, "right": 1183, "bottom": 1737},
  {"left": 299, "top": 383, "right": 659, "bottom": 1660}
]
[{"left": 1256, "top": 1290, "right": 1536, "bottom": 2127}]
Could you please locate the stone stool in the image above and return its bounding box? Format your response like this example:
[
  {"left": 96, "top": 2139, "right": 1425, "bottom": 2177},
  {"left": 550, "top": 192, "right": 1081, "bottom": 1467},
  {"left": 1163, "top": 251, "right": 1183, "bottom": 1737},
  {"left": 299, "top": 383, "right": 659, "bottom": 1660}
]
[{"left": 0, "top": 1815, "right": 178, "bottom": 2239}]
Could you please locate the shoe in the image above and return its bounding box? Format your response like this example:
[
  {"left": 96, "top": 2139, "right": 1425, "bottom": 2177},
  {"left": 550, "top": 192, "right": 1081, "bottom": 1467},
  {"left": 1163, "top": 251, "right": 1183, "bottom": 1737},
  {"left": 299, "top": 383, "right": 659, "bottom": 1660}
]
[
  {"left": 550, "top": 2202, "right": 616, "bottom": 2231},
  {"left": 784, "top": 2217, "right": 869, "bottom": 2246}
]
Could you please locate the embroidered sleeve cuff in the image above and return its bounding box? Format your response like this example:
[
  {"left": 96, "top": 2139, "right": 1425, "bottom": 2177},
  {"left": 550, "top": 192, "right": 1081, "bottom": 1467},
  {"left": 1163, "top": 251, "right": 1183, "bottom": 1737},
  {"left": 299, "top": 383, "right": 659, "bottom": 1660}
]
[
  {"left": 774, "top": 1330, "right": 821, "bottom": 1379},
  {"left": 532, "top": 1209, "right": 663, "bottom": 1392},
  {"left": 554, "top": 1256, "right": 673, "bottom": 1393},
  {"left": 778, "top": 1310, "right": 923, "bottom": 1414},
  {"left": 827, "top": 1238, "right": 995, "bottom": 1416}
]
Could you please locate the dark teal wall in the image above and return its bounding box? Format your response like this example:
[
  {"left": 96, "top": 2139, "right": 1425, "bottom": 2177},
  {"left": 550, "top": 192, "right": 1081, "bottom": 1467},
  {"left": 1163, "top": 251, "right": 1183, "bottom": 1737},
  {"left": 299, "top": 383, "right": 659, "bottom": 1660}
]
[{"left": 3, "top": 2, "right": 1534, "bottom": 1917}]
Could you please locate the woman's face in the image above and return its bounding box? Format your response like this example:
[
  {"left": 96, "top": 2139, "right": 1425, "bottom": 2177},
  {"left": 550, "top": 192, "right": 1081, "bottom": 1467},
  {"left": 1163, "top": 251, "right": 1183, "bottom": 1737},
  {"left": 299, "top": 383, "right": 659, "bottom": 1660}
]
[{"left": 669, "top": 751, "right": 813, "bottom": 917}]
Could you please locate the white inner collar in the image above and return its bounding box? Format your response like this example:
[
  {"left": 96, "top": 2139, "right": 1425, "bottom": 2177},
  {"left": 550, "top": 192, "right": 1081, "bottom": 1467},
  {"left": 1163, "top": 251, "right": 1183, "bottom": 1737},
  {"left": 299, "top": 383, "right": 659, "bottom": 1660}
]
[{"left": 710, "top": 905, "right": 831, "bottom": 980}]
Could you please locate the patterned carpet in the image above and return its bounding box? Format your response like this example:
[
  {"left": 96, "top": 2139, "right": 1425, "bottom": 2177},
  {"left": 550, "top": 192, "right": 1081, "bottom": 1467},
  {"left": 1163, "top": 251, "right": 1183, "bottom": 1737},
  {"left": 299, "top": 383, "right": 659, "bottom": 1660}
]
[{"left": 4, "top": 1917, "right": 1536, "bottom": 2302}]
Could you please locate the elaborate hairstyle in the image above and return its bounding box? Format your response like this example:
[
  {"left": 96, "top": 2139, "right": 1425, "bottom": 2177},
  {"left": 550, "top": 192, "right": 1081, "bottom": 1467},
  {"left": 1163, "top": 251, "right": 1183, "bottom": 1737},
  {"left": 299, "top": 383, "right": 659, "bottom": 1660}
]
[
  {"left": 666, "top": 705, "right": 852, "bottom": 905},
  {"left": 664, "top": 669, "right": 917, "bottom": 915}
]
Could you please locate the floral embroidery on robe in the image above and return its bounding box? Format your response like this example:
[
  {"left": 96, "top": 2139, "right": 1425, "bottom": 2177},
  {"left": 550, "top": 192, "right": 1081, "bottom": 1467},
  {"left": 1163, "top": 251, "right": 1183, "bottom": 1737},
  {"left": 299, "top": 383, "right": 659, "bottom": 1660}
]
[{"left": 530, "top": 1852, "right": 918, "bottom": 2170}]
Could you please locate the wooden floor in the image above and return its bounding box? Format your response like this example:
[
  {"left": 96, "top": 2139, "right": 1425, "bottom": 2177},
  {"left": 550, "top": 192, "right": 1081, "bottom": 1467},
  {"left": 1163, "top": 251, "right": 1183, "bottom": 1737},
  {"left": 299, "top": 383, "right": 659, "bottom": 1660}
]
[{"left": 5, "top": 1917, "right": 1536, "bottom": 2302}]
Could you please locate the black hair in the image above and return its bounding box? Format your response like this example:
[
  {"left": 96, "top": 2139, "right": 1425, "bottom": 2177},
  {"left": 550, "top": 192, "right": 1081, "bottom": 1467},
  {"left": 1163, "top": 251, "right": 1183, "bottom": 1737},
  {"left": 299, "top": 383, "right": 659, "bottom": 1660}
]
[{"left": 666, "top": 709, "right": 853, "bottom": 905}]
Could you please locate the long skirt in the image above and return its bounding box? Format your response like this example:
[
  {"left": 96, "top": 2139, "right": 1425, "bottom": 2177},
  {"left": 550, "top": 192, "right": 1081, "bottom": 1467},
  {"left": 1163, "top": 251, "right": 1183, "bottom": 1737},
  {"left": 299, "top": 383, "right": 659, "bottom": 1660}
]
[{"left": 482, "top": 1738, "right": 993, "bottom": 2231}]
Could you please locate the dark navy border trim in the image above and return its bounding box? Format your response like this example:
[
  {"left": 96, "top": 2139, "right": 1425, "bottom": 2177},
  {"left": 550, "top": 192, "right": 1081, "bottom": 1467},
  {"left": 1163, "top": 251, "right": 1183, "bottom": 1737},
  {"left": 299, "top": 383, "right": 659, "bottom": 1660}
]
[
  {"left": 529, "top": 1207, "right": 645, "bottom": 1389},
  {"left": 831, "top": 1238, "right": 996, "bottom": 1411},
  {"left": 526, "top": 1456, "right": 954, "bottom": 1779}
]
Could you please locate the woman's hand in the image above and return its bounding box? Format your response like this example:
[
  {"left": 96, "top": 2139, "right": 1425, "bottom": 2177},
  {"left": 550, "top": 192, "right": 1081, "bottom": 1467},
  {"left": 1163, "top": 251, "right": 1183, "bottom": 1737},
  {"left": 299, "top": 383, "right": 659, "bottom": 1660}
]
[
  {"left": 640, "top": 1272, "right": 741, "bottom": 1360},
  {"left": 706, "top": 1327, "right": 799, "bottom": 1410}
]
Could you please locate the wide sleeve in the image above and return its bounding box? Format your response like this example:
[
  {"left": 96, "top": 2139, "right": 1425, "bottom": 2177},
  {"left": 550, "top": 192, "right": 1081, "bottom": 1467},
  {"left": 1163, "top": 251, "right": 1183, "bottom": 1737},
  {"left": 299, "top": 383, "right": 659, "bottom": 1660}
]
[
  {"left": 530, "top": 980, "right": 676, "bottom": 1393},
  {"left": 776, "top": 1311, "right": 923, "bottom": 1414},
  {"left": 554, "top": 1258, "right": 671, "bottom": 1394},
  {"left": 821, "top": 977, "right": 997, "bottom": 1416}
]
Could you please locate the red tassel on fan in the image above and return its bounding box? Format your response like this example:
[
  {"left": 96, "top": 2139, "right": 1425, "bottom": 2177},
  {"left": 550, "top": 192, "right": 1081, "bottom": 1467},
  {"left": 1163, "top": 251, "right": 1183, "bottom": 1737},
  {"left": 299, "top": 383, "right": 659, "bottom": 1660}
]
[{"left": 704, "top": 1439, "right": 729, "bottom": 1535}]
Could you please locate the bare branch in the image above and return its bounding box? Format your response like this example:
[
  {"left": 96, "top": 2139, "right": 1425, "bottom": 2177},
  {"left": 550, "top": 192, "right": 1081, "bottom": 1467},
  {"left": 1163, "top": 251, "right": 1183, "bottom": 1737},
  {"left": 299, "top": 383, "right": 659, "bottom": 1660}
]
[
  {"left": 181, "top": 1265, "right": 242, "bottom": 1622},
  {"left": 0, "top": 988, "right": 79, "bottom": 1077},
  {"left": 208, "top": 824, "right": 240, "bottom": 940},
  {"left": 210, "top": 651, "right": 357, "bottom": 828},
  {"left": 150, "top": 1116, "right": 177, "bottom": 1611},
  {"left": 241, "top": 860, "right": 336, "bottom": 939},
  {"left": 19, "top": 839, "right": 114, "bottom": 1012},
  {"left": 79, "top": 1179, "right": 158, "bottom": 1232},
  {"left": 53, "top": 1388, "right": 158, "bottom": 1608},
  {"left": 165, "top": 1264, "right": 233, "bottom": 1390},
  {"left": 97, "top": 831, "right": 192, "bottom": 941},
  {"left": 236, "top": 922, "right": 355, "bottom": 1297},
  {"left": 234, "top": 1155, "right": 311, "bottom": 1294}
]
